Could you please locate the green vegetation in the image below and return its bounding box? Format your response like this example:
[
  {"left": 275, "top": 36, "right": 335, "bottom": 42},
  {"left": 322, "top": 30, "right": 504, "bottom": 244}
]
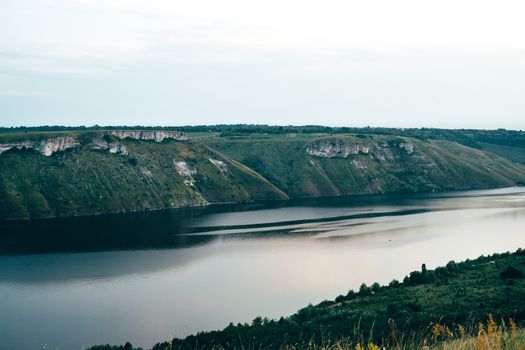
[
  {"left": 0, "top": 135, "right": 286, "bottom": 220},
  {"left": 1, "top": 126, "right": 525, "bottom": 220},
  {"left": 87, "top": 249, "right": 525, "bottom": 350},
  {"left": 201, "top": 133, "right": 525, "bottom": 197},
  {"left": 89, "top": 327, "right": 525, "bottom": 350}
]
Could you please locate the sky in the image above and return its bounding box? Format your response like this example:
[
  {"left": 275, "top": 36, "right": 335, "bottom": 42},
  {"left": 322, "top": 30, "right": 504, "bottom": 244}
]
[{"left": 1, "top": 0, "right": 525, "bottom": 129}]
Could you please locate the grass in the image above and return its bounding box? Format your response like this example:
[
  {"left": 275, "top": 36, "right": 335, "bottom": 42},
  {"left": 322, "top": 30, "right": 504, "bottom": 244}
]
[
  {"left": 478, "top": 142, "right": 525, "bottom": 164},
  {"left": 287, "top": 321, "right": 525, "bottom": 350}
]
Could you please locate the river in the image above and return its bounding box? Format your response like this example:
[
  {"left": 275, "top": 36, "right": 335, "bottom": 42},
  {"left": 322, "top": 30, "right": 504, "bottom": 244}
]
[{"left": 1, "top": 187, "right": 524, "bottom": 349}]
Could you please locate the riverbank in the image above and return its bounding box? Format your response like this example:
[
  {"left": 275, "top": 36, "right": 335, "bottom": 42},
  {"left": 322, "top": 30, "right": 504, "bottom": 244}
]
[{"left": 89, "top": 249, "right": 525, "bottom": 349}]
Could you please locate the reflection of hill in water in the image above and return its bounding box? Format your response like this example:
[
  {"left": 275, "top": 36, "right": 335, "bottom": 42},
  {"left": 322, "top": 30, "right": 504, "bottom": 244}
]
[
  {"left": 0, "top": 188, "right": 524, "bottom": 284},
  {"left": 4, "top": 186, "right": 522, "bottom": 255},
  {"left": 0, "top": 246, "right": 219, "bottom": 284}
]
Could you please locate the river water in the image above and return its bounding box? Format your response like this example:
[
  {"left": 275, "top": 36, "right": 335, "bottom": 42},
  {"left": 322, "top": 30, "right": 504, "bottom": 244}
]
[{"left": 1, "top": 187, "right": 524, "bottom": 349}]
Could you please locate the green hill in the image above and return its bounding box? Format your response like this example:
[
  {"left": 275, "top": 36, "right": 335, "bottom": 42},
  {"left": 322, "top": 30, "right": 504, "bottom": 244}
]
[
  {"left": 201, "top": 133, "right": 525, "bottom": 197},
  {"left": 1, "top": 129, "right": 524, "bottom": 220},
  {"left": 0, "top": 131, "right": 286, "bottom": 220}
]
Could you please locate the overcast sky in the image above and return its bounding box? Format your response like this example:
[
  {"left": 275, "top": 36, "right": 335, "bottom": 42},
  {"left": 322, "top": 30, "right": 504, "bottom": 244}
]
[{"left": 1, "top": 0, "right": 525, "bottom": 129}]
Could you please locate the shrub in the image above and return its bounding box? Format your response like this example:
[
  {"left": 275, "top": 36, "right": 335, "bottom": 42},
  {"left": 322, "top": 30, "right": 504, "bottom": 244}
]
[
  {"left": 500, "top": 266, "right": 525, "bottom": 279},
  {"left": 389, "top": 279, "right": 400, "bottom": 287},
  {"left": 358, "top": 283, "right": 372, "bottom": 296}
]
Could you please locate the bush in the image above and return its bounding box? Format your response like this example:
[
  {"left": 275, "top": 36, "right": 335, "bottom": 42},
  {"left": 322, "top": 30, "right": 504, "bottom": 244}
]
[
  {"left": 358, "top": 283, "right": 372, "bottom": 296},
  {"left": 500, "top": 266, "right": 525, "bottom": 279},
  {"left": 346, "top": 290, "right": 356, "bottom": 299},
  {"left": 389, "top": 279, "right": 400, "bottom": 287}
]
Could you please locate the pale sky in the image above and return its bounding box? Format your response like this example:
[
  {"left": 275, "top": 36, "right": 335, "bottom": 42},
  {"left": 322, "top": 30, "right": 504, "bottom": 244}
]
[{"left": 1, "top": 0, "right": 525, "bottom": 129}]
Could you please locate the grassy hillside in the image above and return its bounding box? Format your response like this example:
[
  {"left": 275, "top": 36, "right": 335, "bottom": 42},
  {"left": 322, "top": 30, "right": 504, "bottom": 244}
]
[
  {"left": 1, "top": 129, "right": 525, "bottom": 220},
  {"left": 478, "top": 142, "right": 525, "bottom": 164},
  {"left": 200, "top": 133, "right": 525, "bottom": 197},
  {"left": 0, "top": 133, "right": 286, "bottom": 220},
  {"left": 88, "top": 249, "right": 525, "bottom": 350}
]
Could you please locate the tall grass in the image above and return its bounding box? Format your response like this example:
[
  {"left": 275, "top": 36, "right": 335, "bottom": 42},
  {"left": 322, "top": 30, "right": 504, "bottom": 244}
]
[{"left": 278, "top": 316, "right": 525, "bottom": 350}]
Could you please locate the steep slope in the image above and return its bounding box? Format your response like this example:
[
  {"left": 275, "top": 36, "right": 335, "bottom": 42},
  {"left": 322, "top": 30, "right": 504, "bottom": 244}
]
[
  {"left": 0, "top": 131, "right": 287, "bottom": 220},
  {"left": 201, "top": 134, "right": 525, "bottom": 197}
]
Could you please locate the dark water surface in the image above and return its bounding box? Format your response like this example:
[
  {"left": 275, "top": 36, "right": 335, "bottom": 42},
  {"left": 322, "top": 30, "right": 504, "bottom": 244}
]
[{"left": 1, "top": 187, "right": 525, "bottom": 349}]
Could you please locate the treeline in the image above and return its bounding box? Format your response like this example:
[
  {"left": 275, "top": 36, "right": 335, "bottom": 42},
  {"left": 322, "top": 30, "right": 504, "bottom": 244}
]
[
  {"left": 0, "top": 125, "right": 187, "bottom": 133},
  {"left": 2, "top": 125, "right": 525, "bottom": 148}
]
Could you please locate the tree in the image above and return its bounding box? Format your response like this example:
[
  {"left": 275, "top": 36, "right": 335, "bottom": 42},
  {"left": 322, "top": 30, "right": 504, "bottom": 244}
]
[
  {"left": 389, "top": 279, "right": 400, "bottom": 287},
  {"left": 500, "top": 266, "right": 524, "bottom": 279},
  {"left": 446, "top": 261, "right": 458, "bottom": 273},
  {"left": 358, "top": 283, "right": 371, "bottom": 296}
]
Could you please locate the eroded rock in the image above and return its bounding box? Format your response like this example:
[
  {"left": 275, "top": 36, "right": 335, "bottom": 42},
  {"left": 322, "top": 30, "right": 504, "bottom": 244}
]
[
  {"left": 0, "top": 136, "right": 79, "bottom": 156},
  {"left": 108, "top": 130, "right": 188, "bottom": 142},
  {"left": 399, "top": 142, "right": 415, "bottom": 154},
  {"left": 306, "top": 139, "right": 416, "bottom": 158},
  {"left": 89, "top": 138, "right": 128, "bottom": 155},
  {"left": 306, "top": 140, "right": 373, "bottom": 158},
  {"left": 174, "top": 160, "right": 197, "bottom": 186},
  {"left": 209, "top": 158, "right": 228, "bottom": 174}
]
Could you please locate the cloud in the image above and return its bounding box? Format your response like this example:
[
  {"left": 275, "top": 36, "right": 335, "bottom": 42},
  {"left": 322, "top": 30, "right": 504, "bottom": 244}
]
[{"left": 1, "top": 0, "right": 525, "bottom": 128}]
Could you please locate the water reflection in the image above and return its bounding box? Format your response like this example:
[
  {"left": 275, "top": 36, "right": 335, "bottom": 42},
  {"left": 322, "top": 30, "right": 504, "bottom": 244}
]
[{"left": 3, "top": 187, "right": 521, "bottom": 256}]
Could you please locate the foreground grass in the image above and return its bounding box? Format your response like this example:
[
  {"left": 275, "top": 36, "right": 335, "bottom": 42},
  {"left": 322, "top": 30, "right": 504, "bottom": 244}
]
[
  {"left": 90, "top": 326, "right": 525, "bottom": 350},
  {"left": 89, "top": 249, "right": 525, "bottom": 350},
  {"left": 301, "top": 317, "right": 525, "bottom": 350}
]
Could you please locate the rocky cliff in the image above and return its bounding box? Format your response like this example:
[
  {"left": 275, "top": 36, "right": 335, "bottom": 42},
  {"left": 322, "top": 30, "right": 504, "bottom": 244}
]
[
  {"left": 0, "top": 136, "right": 80, "bottom": 156},
  {"left": 89, "top": 137, "right": 128, "bottom": 155},
  {"left": 108, "top": 130, "right": 188, "bottom": 142},
  {"left": 0, "top": 130, "right": 189, "bottom": 158},
  {"left": 305, "top": 139, "right": 416, "bottom": 159}
]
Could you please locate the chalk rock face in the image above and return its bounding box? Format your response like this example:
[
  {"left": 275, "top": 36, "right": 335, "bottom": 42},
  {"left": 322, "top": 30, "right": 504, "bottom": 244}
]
[
  {"left": 306, "top": 139, "right": 416, "bottom": 159},
  {"left": 209, "top": 158, "right": 228, "bottom": 174},
  {"left": 108, "top": 130, "right": 188, "bottom": 142},
  {"left": 399, "top": 142, "right": 415, "bottom": 154},
  {"left": 0, "top": 136, "right": 79, "bottom": 156},
  {"left": 174, "top": 160, "right": 197, "bottom": 186},
  {"left": 90, "top": 137, "right": 110, "bottom": 151},
  {"left": 109, "top": 143, "right": 128, "bottom": 155},
  {"left": 89, "top": 137, "right": 128, "bottom": 155},
  {"left": 306, "top": 140, "right": 373, "bottom": 158}
]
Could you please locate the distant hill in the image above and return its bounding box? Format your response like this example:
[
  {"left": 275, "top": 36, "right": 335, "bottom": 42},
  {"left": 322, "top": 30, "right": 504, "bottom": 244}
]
[
  {"left": 201, "top": 133, "right": 525, "bottom": 198},
  {"left": 1, "top": 127, "right": 524, "bottom": 220}
]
